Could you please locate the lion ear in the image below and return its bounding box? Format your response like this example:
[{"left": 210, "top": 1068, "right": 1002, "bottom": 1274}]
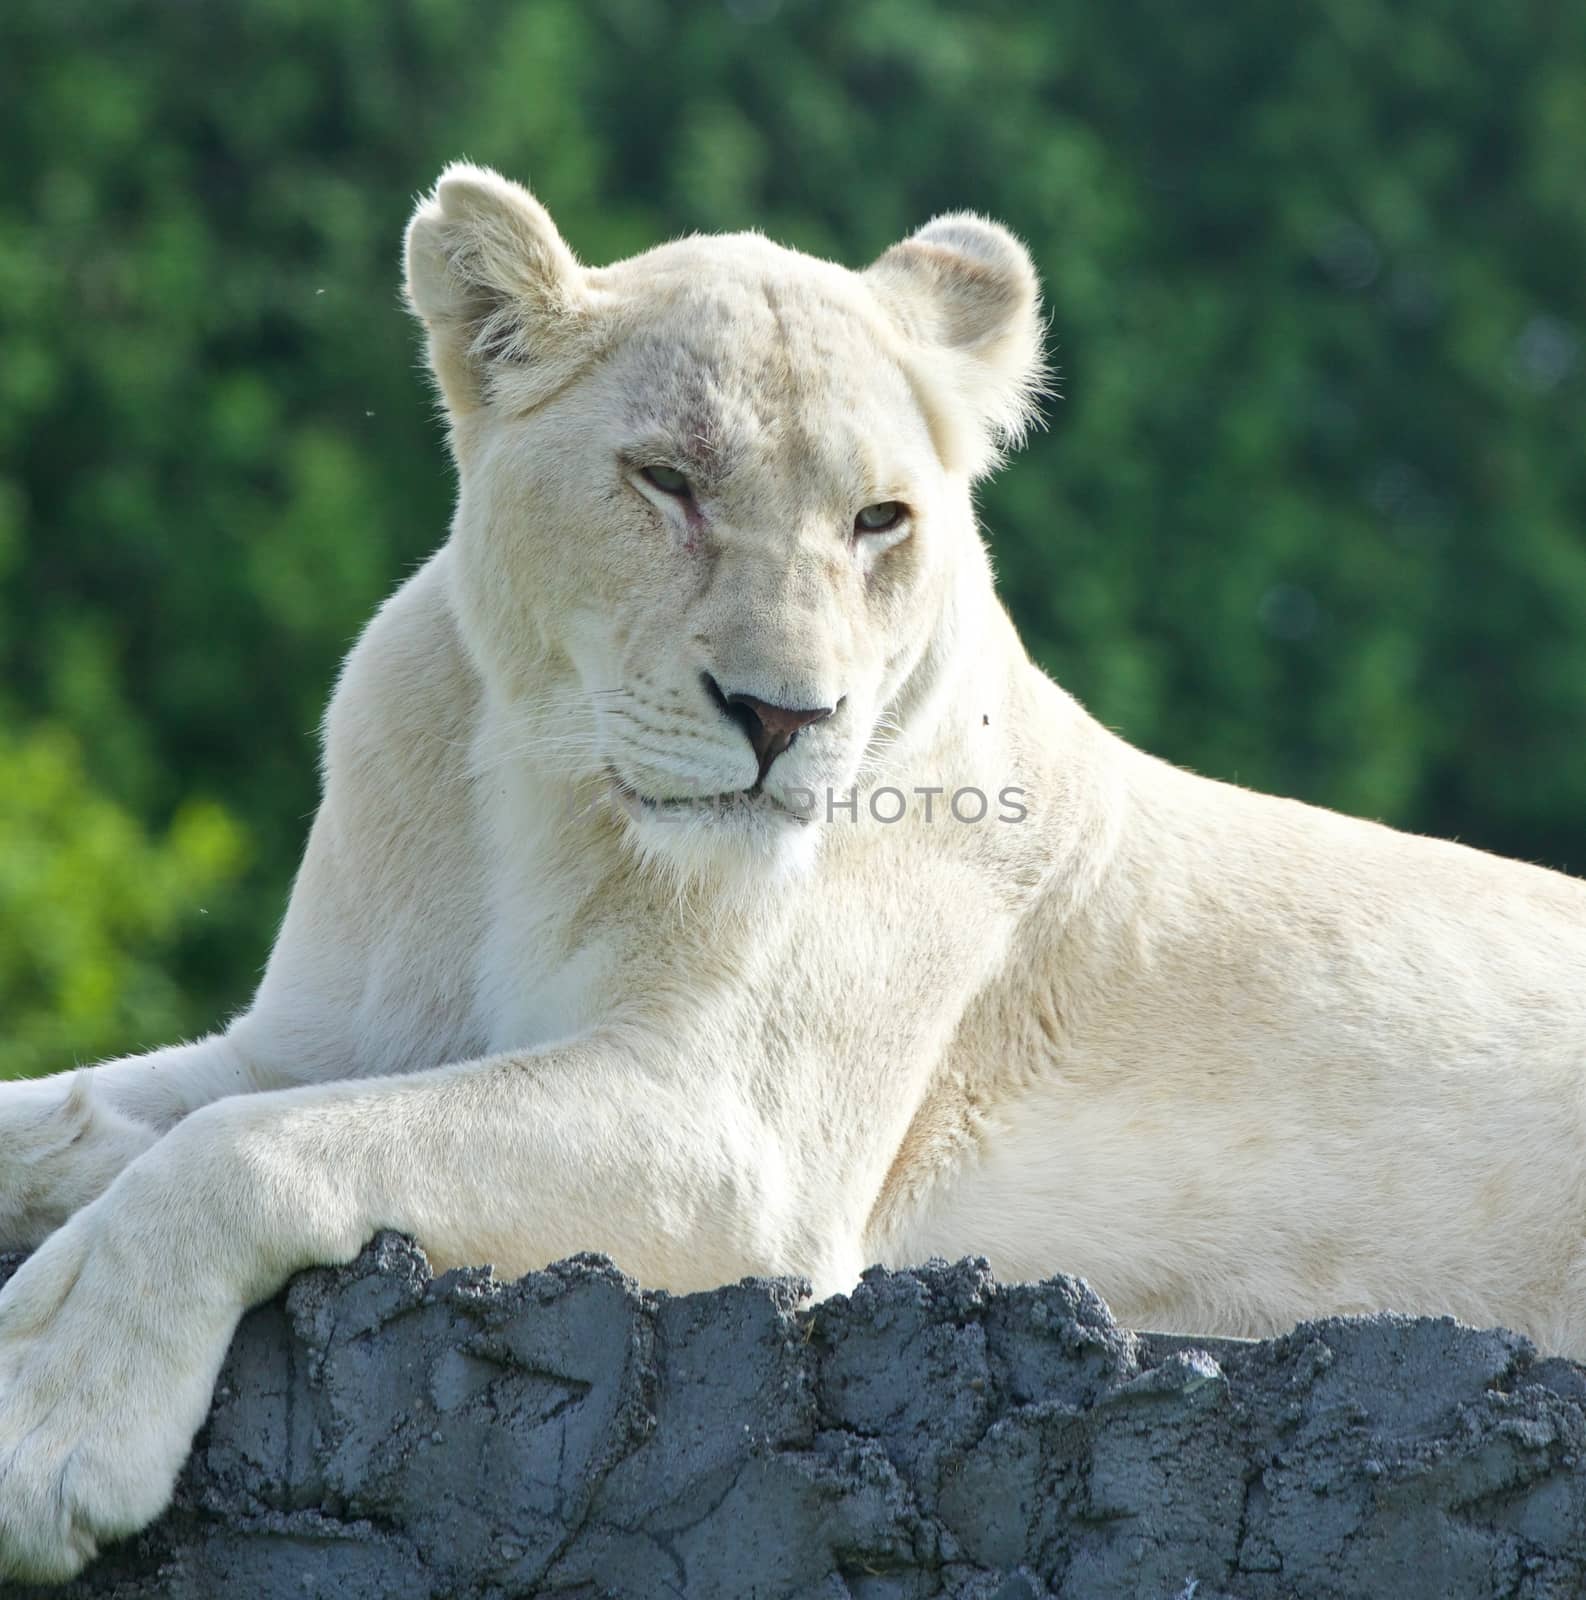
[
  {"left": 866, "top": 214, "right": 1048, "bottom": 475},
  {"left": 404, "top": 162, "right": 591, "bottom": 413}
]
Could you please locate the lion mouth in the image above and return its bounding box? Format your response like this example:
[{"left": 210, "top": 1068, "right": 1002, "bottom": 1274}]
[{"left": 604, "top": 768, "right": 808, "bottom": 823}]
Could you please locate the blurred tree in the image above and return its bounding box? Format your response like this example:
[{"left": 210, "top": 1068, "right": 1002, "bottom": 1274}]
[
  {"left": 1, "top": 0, "right": 1583, "bottom": 1074},
  {"left": 0, "top": 725, "right": 245, "bottom": 1078}
]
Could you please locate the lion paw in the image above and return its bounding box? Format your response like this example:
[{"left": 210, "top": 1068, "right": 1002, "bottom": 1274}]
[
  {"left": 0, "top": 1212, "right": 229, "bottom": 1582},
  {"left": 0, "top": 1073, "right": 158, "bottom": 1251}
]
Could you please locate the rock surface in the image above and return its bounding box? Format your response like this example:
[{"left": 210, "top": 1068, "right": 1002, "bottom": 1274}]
[{"left": 7, "top": 1234, "right": 1586, "bottom": 1599}]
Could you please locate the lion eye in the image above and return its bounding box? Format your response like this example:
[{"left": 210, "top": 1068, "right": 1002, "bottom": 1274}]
[
  {"left": 855, "top": 501, "right": 906, "bottom": 535},
  {"left": 641, "top": 465, "right": 692, "bottom": 498}
]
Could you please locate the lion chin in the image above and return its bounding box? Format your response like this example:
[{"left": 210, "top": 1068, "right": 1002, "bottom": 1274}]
[{"left": 604, "top": 775, "right": 824, "bottom": 893}]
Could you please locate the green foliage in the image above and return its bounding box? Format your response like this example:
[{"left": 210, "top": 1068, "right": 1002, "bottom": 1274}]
[
  {"left": 0, "top": 725, "right": 246, "bottom": 1079},
  {"left": 1, "top": 0, "right": 1584, "bottom": 1070}
]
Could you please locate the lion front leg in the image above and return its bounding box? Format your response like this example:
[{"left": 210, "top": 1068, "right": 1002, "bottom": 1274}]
[
  {"left": 0, "top": 1072, "right": 157, "bottom": 1252},
  {"left": 0, "top": 1030, "right": 287, "bottom": 1252},
  {"left": 0, "top": 1042, "right": 844, "bottom": 1582}
]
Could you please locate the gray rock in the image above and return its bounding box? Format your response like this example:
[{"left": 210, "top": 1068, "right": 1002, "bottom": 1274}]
[{"left": 5, "top": 1235, "right": 1586, "bottom": 1598}]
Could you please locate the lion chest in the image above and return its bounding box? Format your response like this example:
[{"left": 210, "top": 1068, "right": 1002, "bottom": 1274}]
[{"left": 468, "top": 784, "right": 620, "bottom": 1056}]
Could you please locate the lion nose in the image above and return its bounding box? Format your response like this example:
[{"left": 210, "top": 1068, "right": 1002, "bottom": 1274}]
[{"left": 703, "top": 674, "right": 836, "bottom": 779}]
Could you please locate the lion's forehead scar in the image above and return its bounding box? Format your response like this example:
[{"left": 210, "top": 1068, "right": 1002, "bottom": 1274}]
[{"left": 617, "top": 309, "right": 913, "bottom": 495}]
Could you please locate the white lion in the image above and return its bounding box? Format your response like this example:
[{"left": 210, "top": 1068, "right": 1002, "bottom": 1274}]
[{"left": 3, "top": 162, "right": 1585, "bottom": 1581}]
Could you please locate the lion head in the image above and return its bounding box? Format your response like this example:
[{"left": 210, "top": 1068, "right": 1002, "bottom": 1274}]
[{"left": 403, "top": 164, "right": 1045, "bottom": 880}]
